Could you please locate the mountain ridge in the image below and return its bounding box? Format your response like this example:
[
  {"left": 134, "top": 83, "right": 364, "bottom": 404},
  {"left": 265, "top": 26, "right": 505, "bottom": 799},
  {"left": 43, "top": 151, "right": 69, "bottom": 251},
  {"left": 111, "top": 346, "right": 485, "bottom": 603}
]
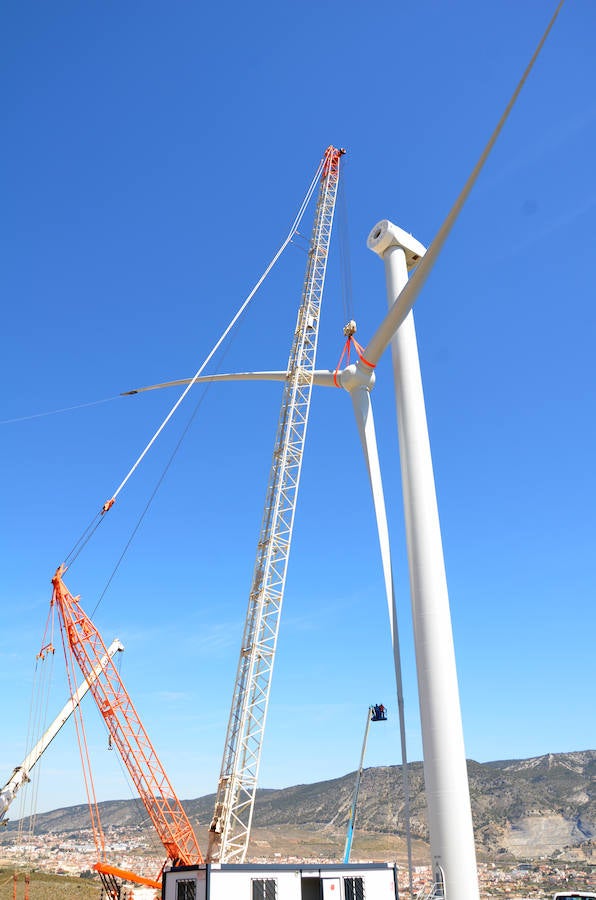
[{"left": 4, "top": 750, "right": 595, "bottom": 862}]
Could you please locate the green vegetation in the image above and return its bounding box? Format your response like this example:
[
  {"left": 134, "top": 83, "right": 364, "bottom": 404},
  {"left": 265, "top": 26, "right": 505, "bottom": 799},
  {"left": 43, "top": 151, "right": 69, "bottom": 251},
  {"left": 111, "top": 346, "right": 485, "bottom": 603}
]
[{"left": 0, "top": 868, "right": 99, "bottom": 900}]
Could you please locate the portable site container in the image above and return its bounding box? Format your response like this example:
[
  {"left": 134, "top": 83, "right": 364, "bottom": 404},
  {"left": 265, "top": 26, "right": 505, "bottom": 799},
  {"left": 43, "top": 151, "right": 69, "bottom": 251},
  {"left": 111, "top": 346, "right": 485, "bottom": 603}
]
[{"left": 162, "top": 861, "right": 399, "bottom": 900}]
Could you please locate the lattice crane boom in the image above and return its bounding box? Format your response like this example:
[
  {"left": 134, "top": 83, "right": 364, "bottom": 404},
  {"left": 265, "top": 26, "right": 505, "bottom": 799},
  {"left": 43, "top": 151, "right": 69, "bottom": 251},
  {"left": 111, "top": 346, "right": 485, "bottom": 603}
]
[
  {"left": 207, "top": 146, "right": 345, "bottom": 863},
  {"left": 51, "top": 566, "right": 203, "bottom": 875}
]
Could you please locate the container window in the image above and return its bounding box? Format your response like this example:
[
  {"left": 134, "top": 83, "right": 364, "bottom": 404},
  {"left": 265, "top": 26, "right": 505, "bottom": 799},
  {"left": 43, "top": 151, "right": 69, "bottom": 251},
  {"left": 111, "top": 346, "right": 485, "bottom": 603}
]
[
  {"left": 252, "top": 877, "right": 278, "bottom": 900},
  {"left": 176, "top": 878, "right": 196, "bottom": 900},
  {"left": 344, "top": 876, "right": 365, "bottom": 900}
]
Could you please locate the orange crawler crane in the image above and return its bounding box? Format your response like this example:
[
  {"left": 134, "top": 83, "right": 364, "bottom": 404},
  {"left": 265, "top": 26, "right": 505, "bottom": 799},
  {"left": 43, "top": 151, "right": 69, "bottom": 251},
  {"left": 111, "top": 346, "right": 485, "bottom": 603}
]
[{"left": 51, "top": 566, "right": 203, "bottom": 894}]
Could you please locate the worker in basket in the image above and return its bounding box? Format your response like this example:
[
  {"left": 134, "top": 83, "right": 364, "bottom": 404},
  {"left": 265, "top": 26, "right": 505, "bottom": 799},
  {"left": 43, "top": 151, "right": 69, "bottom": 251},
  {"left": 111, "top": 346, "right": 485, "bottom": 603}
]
[{"left": 371, "top": 704, "right": 387, "bottom": 722}]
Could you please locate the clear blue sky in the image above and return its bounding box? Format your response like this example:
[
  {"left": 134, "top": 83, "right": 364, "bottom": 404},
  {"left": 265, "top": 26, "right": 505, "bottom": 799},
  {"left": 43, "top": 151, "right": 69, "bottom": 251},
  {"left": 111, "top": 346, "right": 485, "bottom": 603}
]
[{"left": 1, "top": 1, "right": 595, "bottom": 823}]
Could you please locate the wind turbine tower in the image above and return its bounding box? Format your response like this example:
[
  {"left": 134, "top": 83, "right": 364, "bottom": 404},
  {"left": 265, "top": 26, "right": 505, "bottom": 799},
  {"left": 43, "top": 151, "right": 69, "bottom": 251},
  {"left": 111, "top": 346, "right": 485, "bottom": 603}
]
[{"left": 368, "top": 220, "right": 479, "bottom": 900}]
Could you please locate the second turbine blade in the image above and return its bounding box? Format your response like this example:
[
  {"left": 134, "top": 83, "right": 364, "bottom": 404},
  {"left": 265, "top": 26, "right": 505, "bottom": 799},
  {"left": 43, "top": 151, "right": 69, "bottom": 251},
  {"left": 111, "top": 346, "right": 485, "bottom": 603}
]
[{"left": 349, "top": 385, "right": 414, "bottom": 895}]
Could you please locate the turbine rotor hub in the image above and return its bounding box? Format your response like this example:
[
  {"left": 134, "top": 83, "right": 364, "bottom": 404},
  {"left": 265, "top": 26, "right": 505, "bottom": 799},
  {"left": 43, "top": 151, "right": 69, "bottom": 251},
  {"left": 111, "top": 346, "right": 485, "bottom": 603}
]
[{"left": 338, "top": 361, "right": 376, "bottom": 394}]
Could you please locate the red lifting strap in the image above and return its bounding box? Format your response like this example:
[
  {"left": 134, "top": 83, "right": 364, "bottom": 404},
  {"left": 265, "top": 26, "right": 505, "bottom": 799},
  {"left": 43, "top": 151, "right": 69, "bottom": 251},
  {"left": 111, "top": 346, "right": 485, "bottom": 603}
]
[
  {"left": 333, "top": 336, "right": 376, "bottom": 387},
  {"left": 333, "top": 337, "right": 351, "bottom": 387},
  {"left": 352, "top": 337, "right": 376, "bottom": 369}
]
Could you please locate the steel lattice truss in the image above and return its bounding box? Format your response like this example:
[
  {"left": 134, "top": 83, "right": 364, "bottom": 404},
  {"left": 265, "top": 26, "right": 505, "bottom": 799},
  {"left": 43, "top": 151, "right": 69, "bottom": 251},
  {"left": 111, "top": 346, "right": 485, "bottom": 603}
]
[
  {"left": 208, "top": 147, "right": 344, "bottom": 863},
  {"left": 51, "top": 568, "right": 203, "bottom": 869}
]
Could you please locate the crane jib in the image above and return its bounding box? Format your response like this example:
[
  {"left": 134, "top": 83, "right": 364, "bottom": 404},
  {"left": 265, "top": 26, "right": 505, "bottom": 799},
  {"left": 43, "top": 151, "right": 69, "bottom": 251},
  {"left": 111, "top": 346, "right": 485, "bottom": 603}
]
[{"left": 207, "top": 146, "right": 345, "bottom": 864}]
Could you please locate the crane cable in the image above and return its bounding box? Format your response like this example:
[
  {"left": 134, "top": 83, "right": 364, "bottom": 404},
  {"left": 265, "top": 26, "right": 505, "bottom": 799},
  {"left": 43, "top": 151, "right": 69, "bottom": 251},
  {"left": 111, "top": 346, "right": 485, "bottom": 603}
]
[
  {"left": 0, "top": 396, "right": 121, "bottom": 426},
  {"left": 106, "top": 157, "right": 325, "bottom": 506},
  {"left": 88, "top": 383, "right": 209, "bottom": 619},
  {"left": 55, "top": 605, "right": 108, "bottom": 863},
  {"left": 63, "top": 153, "right": 326, "bottom": 570},
  {"left": 88, "top": 238, "right": 247, "bottom": 618},
  {"left": 337, "top": 167, "right": 354, "bottom": 326},
  {"left": 16, "top": 627, "right": 56, "bottom": 845}
]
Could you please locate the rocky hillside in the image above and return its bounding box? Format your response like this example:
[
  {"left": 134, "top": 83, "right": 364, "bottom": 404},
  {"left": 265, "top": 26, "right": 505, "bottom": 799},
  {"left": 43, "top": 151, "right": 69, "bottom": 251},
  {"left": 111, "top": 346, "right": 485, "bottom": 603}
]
[{"left": 4, "top": 750, "right": 595, "bottom": 862}]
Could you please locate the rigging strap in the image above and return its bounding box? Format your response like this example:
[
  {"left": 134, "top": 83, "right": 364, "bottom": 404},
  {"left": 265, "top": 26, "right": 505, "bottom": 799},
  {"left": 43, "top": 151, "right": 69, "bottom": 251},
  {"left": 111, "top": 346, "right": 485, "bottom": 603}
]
[{"left": 333, "top": 335, "right": 376, "bottom": 387}]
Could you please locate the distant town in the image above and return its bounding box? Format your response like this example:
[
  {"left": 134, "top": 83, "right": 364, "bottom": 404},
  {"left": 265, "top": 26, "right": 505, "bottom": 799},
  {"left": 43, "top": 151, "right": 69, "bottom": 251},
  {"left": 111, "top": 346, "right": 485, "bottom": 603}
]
[{"left": 1, "top": 823, "right": 594, "bottom": 899}]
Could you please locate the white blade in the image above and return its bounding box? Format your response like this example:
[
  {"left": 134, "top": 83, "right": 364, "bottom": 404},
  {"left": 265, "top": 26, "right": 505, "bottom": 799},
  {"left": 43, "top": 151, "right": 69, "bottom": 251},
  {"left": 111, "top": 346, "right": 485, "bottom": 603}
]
[
  {"left": 122, "top": 370, "right": 338, "bottom": 395},
  {"left": 351, "top": 387, "right": 397, "bottom": 634},
  {"left": 350, "top": 385, "right": 413, "bottom": 892},
  {"left": 363, "top": 0, "right": 566, "bottom": 367}
]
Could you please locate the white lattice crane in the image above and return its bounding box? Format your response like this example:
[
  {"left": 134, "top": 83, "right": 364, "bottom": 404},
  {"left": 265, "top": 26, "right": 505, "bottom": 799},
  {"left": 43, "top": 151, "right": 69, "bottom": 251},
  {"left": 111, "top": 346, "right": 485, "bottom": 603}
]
[{"left": 206, "top": 146, "right": 345, "bottom": 863}]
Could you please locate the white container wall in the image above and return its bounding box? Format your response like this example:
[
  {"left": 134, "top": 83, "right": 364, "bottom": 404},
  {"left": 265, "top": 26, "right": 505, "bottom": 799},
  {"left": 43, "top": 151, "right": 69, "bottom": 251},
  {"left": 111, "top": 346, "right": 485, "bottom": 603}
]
[{"left": 162, "top": 862, "right": 398, "bottom": 900}]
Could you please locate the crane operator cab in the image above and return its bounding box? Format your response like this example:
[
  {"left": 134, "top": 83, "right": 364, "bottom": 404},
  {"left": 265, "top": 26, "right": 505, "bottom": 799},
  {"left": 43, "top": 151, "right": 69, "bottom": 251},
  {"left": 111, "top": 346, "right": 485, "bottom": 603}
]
[{"left": 371, "top": 704, "right": 387, "bottom": 722}]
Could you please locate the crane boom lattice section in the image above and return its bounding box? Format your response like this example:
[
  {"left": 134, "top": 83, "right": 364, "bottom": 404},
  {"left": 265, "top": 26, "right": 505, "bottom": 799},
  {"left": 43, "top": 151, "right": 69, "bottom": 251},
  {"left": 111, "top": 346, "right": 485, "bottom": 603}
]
[
  {"left": 208, "top": 146, "right": 344, "bottom": 864},
  {"left": 51, "top": 567, "right": 203, "bottom": 867}
]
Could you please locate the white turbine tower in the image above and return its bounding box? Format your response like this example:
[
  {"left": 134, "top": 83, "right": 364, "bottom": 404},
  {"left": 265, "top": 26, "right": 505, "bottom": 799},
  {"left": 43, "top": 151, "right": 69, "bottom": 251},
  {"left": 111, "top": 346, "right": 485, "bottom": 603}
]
[
  {"left": 367, "top": 222, "right": 476, "bottom": 898},
  {"left": 123, "top": 4, "right": 565, "bottom": 896}
]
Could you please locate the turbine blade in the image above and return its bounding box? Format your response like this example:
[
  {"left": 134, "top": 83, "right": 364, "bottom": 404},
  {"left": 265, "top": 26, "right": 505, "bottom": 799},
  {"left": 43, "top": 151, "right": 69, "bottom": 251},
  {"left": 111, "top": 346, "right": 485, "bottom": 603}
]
[
  {"left": 350, "top": 387, "right": 396, "bottom": 634},
  {"left": 363, "top": 0, "right": 566, "bottom": 367},
  {"left": 121, "top": 370, "right": 338, "bottom": 396},
  {"left": 350, "top": 386, "right": 414, "bottom": 891}
]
